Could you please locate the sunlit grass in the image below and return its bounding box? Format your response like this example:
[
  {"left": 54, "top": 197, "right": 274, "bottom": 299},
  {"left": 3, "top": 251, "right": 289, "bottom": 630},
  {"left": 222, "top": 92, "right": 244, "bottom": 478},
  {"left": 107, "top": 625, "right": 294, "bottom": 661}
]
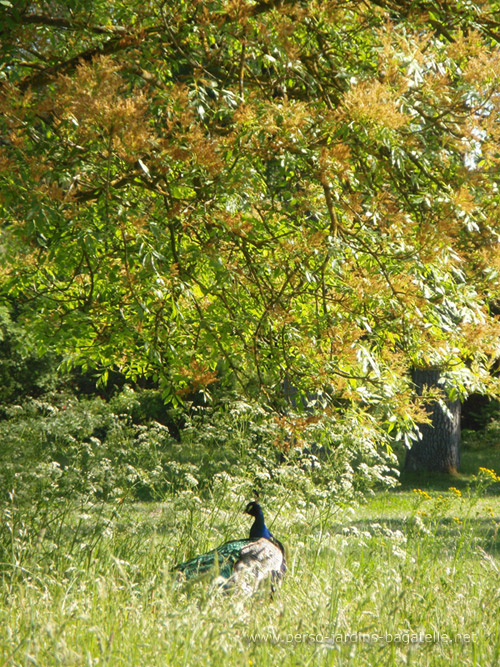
[{"left": 2, "top": 468, "right": 500, "bottom": 666}]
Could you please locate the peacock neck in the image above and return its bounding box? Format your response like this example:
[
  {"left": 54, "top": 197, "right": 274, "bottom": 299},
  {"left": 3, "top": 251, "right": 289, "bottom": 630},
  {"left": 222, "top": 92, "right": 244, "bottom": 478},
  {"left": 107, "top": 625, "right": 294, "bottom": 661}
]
[{"left": 249, "top": 509, "right": 271, "bottom": 539}]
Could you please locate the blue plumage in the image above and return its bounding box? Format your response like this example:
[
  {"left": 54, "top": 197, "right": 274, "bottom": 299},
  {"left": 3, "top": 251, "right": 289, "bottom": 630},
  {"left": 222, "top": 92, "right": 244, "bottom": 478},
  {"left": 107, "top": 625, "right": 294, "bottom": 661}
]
[{"left": 245, "top": 500, "right": 272, "bottom": 539}]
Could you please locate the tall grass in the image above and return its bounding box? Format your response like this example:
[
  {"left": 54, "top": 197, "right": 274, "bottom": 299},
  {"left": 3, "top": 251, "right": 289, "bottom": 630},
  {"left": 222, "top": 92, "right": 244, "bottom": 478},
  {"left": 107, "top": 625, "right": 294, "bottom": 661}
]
[{"left": 2, "top": 469, "right": 500, "bottom": 666}]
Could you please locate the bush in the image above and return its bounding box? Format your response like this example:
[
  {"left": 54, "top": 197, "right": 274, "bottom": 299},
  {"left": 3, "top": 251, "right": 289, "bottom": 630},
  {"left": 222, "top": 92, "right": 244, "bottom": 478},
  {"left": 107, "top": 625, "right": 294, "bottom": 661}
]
[
  {"left": 0, "top": 306, "right": 62, "bottom": 407},
  {"left": 0, "top": 390, "right": 172, "bottom": 503},
  {"left": 0, "top": 386, "right": 399, "bottom": 511}
]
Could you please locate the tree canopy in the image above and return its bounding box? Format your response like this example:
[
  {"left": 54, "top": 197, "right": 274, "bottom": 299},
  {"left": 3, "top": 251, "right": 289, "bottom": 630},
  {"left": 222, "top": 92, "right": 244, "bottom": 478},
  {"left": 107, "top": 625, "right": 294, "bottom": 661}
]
[{"left": 2, "top": 0, "right": 500, "bottom": 441}]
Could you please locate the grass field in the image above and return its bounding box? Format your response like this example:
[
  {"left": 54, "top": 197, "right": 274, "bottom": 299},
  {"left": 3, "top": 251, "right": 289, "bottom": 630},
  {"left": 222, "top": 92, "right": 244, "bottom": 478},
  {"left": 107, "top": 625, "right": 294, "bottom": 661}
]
[{"left": 2, "top": 445, "right": 500, "bottom": 666}]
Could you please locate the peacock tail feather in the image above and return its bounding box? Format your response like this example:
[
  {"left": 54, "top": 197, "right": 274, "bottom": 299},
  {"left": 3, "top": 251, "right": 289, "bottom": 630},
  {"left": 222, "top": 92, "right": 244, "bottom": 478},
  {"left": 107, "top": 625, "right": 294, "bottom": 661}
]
[{"left": 173, "top": 538, "right": 256, "bottom": 580}]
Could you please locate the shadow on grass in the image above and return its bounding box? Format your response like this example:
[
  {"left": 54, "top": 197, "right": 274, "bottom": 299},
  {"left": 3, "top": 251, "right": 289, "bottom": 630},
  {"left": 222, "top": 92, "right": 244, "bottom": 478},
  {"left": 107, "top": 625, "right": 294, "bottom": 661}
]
[{"left": 391, "top": 447, "right": 500, "bottom": 495}]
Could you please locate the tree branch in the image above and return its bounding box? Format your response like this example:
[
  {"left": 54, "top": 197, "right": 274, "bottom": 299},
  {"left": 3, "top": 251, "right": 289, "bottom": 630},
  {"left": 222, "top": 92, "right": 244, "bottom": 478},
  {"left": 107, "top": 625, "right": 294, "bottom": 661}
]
[{"left": 6, "top": 12, "right": 128, "bottom": 35}]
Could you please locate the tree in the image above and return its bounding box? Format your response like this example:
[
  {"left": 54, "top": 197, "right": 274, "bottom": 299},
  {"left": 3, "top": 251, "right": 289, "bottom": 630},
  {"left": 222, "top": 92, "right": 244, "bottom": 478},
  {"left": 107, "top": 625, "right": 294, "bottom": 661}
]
[
  {"left": 405, "top": 368, "right": 461, "bottom": 474},
  {"left": 2, "top": 1, "right": 500, "bottom": 467}
]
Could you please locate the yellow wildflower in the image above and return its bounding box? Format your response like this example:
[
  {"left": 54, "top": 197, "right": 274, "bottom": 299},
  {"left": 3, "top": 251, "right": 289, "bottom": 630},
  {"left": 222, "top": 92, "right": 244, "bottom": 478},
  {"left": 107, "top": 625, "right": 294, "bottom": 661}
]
[
  {"left": 478, "top": 467, "right": 500, "bottom": 482},
  {"left": 413, "top": 488, "right": 431, "bottom": 500}
]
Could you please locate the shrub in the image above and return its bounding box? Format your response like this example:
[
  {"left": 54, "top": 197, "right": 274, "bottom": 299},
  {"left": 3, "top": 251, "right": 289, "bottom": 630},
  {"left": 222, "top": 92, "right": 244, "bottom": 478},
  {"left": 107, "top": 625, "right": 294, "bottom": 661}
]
[{"left": 0, "top": 387, "right": 399, "bottom": 511}]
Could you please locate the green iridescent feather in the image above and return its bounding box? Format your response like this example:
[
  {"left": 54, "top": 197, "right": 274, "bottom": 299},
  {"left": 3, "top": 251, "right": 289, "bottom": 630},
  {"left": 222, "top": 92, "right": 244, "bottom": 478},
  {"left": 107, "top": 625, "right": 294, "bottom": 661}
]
[{"left": 174, "top": 538, "right": 257, "bottom": 580}]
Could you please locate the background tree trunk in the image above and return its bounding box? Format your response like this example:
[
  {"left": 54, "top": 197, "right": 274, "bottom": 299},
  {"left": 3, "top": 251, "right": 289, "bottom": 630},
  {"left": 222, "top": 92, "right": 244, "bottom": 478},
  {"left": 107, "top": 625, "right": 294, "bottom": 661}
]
[{"left": 404, "top": 368, "right": 461, "bottom": 473}]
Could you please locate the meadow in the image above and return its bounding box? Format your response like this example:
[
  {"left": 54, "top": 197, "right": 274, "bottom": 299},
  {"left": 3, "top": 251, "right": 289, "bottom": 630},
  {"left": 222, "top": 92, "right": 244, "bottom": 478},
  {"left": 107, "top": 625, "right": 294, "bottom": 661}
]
[{"left": 2, "top": 441, "right": 500, "bottom": 667}]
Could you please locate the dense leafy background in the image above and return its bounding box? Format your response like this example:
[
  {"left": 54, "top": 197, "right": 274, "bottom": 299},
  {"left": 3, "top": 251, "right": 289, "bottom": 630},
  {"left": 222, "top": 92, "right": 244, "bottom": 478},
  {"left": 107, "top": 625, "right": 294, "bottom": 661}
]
[
  {"left": 2, "top": 1, "right": 500, "bottom": 495},
  {"left": 2, "top": 1, "right": 500, "bottom": 412}
]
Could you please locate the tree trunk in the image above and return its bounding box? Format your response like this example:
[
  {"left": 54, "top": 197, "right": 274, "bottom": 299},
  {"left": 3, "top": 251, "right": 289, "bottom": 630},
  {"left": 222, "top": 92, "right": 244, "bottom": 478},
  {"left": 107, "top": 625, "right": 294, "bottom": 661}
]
[{"left": 404, "top": 368, "right": 461, "bottom": 474}]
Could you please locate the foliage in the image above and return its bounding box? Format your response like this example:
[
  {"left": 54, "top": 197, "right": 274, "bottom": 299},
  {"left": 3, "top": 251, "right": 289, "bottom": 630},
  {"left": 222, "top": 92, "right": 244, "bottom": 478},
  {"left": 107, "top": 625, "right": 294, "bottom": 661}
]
[
  {"left": 2, "top": 1, "right": 500, "bottom": 444},
  {"left": 0, "top": 305, "right": 62, "bottom": 406},
  {"left": 0, "top": 389, "right": 163, "bottom": 503},
  {"left": 0, "top": 384, "right": 399, "bottom": 512},
  {"left": 463, "top": 416, "right": 500, "bottom": 451}
]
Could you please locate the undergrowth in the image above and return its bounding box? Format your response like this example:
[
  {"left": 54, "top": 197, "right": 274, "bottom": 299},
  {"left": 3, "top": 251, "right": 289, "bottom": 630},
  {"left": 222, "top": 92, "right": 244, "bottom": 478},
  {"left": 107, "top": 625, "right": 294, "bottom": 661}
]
[
  {"left": 0, "top": 386, "right": 399, "bottom": 507},
  {"left": 2, "top": 384, "right": 500, "bottom": 665},
  {"left": 1, "top": 468, "right": 500, "bottom": 666}
]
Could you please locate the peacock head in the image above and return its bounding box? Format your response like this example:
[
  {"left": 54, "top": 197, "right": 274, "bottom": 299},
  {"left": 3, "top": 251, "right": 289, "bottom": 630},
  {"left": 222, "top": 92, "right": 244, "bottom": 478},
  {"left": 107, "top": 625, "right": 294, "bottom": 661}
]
[
  {"left": 244, "top": 499, "right": 272, "bottom": 540},
  {"left": 244, "top": 500, "right": 262, "bottom": 518}
]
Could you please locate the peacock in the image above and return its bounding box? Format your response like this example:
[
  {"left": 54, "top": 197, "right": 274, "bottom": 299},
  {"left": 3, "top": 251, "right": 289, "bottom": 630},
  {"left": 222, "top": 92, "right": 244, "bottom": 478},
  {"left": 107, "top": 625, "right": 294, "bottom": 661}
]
[{"left": 172, "top": 500, "right": 286, "bottom": 592}]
